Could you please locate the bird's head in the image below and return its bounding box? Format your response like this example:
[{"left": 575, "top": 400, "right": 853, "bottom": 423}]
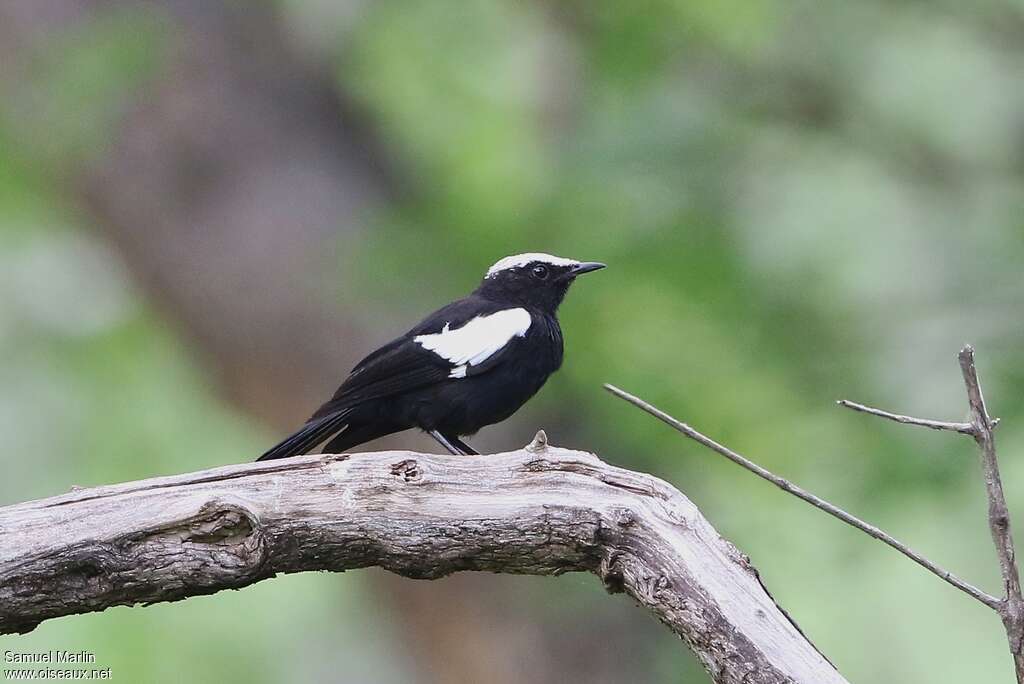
[{"left": 475, "top": 253, "right": 605, "bottom": 312}]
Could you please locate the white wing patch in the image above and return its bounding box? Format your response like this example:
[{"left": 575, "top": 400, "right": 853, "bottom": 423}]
[
  {"left": 485, "top": 253, "right": 579, "bottom": 278},
  {"left": 414, "top": 308, "right": 532, "bottom": 378}
]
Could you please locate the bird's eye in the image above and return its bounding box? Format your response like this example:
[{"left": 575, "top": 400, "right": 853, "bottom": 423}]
[{"left": 531, "top": 265, "right": 549, "bottom": 280}]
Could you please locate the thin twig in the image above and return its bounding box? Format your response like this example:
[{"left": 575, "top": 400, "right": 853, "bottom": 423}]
[
  {"left": 958, "top": 345, "right": 1024, "bottom": 680},
  {"left": 604, "top": 383, "right": 1001, "bottom": 610},
  {"left": 837, "top": 399, "right": 977, "bottom": 435},
  {"left": 958, "top": 346, "right": 1020, "bottom": 599}
]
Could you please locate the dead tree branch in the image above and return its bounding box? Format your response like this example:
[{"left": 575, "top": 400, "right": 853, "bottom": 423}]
[
  {"left": 608, "top": 344, "right": 1024, "bottom": 682},
  {"left": 0, "top": 435, "right": 845, "bottom": 684}
]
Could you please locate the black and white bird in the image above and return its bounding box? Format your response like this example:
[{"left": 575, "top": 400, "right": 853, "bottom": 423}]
[{"left": 258, "top": 253, "right": 605, "bottom": 460}]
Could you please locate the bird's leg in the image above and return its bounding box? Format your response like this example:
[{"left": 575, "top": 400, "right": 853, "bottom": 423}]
[
  {"left": 447, "top": 434, "right": 478, "bottom": 455},
  {"left": 428, "top": 430, "right": 468, "bottom": 455}
]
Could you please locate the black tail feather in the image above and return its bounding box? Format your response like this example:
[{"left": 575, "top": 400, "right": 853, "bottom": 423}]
[{"left": 257, "top": 409, "right": 352, "bottom": 461}]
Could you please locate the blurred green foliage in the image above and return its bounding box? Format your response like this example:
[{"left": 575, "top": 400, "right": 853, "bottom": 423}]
[{"left": 4, "top": 0, "right": 1024, "bottom": 681}]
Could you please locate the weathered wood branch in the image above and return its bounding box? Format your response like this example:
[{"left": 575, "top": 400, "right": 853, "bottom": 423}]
[{"left": 0, "top": 437, "right": 845, "bottom": 684}]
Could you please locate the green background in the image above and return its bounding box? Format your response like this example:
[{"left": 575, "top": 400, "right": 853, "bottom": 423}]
[{"left": 2, "top": 1, "right": 1023, "bottom": 681}]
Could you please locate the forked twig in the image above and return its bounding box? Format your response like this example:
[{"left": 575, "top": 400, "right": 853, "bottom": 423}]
[
  {"left": 607, "top": 344, "right": 1024, "bottom": 682},
  {"left": 604, "top": 383, "right": 999, "bottom": 609}
]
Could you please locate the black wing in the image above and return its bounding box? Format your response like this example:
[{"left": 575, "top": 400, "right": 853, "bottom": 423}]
[{"left": 311, "top": 296, "right": 516, "bottom": 420}]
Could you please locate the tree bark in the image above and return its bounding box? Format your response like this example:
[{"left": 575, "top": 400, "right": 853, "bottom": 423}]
[{"left": 0, "top": 443, "right": 844, "bottom": 684}]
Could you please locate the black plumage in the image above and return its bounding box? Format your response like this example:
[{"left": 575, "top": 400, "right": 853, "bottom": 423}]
[{"left": 258, "top": 253, "right": 604, "bottom": 459}]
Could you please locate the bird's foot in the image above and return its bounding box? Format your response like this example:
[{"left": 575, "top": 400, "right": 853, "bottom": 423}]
[{"left": 428, "top": 430, "right": 478, "bottom": 456}]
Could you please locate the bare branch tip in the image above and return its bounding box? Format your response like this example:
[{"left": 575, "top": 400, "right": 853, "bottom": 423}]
[
  {"left": 958, "top": 345, "right": 977, "bottom": 367},
  {"left": 527, "top": 429, "right": 549, "bottom": 452},
  {"left": 604, "top": 384, "right": 643, "bottom": 406}
]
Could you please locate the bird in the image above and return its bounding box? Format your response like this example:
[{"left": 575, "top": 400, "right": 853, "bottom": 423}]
[{"left": 257, "top": 253, "right": 605, "bottom": 460}]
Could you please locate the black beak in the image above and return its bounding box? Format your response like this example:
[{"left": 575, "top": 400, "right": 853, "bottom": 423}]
[{"left": 569, "top": 261, "right": 606, "bottom": 277}]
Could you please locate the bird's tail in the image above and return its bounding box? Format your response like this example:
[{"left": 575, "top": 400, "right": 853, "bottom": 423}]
[{"left": 257, "top": 409, "right": 352, "bottom": 461}]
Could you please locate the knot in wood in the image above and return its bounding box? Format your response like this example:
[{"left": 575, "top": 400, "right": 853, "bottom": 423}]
[
  {"left": 390, "top": 459, "right": 421, "bottom": 483},
  {"left": 186, "top": 500, "right": 259, "bottom": 545},
  {"left": 612, "top": 506, "right": 638, "bottom": 528},
  {"left": 599, "top": 550, "right": 626, "bottom": 594}
]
